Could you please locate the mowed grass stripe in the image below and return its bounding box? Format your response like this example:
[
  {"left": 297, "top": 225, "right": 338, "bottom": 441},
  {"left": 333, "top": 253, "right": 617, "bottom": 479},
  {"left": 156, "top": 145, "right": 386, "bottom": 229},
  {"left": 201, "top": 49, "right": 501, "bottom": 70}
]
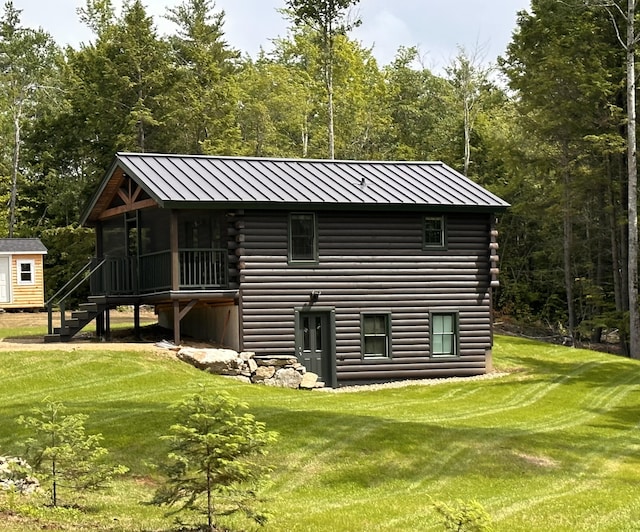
[
  {"left": 506, "top": 370, "right": 640, "bottom": 434},
  {"left": 2, "top": 334, "right": 640, "bottom": 530}
]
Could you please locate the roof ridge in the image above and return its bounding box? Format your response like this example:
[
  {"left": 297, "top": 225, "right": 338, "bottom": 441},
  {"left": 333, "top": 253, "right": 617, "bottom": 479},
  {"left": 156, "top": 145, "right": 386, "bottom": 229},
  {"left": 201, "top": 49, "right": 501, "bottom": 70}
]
[{"left": 116, "top": 152, "right": 445, "bottom": 166}]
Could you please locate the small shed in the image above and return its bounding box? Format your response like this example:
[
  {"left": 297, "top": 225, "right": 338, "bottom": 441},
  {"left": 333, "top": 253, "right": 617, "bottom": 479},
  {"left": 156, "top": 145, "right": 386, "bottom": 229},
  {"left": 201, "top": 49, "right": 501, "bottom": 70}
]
[{"left": 0, "top": 238, "right": 47, "bottom": 310}]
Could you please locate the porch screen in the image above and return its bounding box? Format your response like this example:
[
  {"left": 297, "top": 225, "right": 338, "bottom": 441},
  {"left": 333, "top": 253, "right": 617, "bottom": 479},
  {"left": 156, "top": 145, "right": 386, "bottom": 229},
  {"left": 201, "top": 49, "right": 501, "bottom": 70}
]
[
  {"left": 178, "top": 211, "right": 225, "bottom": 248},
  {"left": 102, "top": 216, "right": 125, "bottom": 257},
  {"left": 139, "top": 209, "right": 170, "bottom": 254}
]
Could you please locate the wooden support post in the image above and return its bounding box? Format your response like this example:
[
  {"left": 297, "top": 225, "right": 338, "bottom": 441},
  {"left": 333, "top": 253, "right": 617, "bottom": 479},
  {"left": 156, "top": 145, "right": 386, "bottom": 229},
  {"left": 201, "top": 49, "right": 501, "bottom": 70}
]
[
  {"left": 173, "top": 300, "right": 180, "bottom": 345},
  {"left": 172, "top": 299, "right": 197, "bottom": 346},
  {"left": 170, "top": 210, "right": 180, "bottom": 291},
  {"left": 105, "top": 307, "right": 111, "bottom": 341},
  {"left": 96, "top": 312, "right": 104, "bottom": 339},
  {"left": 134, "top": 303, "right": 140, "bottom": 340}
]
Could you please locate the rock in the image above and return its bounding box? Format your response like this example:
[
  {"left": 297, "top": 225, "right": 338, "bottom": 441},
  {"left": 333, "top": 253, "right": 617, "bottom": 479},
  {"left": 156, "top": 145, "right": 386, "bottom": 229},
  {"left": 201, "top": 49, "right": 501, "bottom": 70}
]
[
  {"left": 292, "top": 363, "right": 306, "bottom": 374},
  {"left": 273, "top": 367, "right": 303, "bottom": 388},
  {"left": 300, "top": 372, "right": 319, "bottom": 389},
  {"left": 0, "top": 456, "right": 39, "bottom": 495},
  {"left": 177, "top": 347, "right": 239, "bottom": 373},
  {"left": 252, "top": 365, "right": 276, "bottom": 382},
  {"left": 253, "top": 355, "right": 299, "bottom": 367},
  {"left": 247, "top": 358, "right": 258, "bottom": 373},
  {"left": 218, "top": 368, "right": 241, "bottom": 376},
  {"left": 172, "top": 346, "right": 321, "bottom": 389}
]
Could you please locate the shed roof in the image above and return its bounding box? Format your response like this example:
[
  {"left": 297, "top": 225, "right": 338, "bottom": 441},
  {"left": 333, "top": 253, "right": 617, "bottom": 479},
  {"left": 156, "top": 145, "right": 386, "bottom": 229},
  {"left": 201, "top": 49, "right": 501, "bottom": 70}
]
[
  {"left": 83, "top": 153, "right": 509, "bottom": 224},
  {"left": 0, "top": 238, "right": 47, "bottom": 254}
]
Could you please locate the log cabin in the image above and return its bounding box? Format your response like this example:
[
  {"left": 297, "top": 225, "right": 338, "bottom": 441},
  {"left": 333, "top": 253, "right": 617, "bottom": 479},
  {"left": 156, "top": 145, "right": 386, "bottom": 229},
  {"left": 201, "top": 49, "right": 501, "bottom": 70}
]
[
  {"left": 0, "top": 238, "right": 47, "bottom": 310},
  {"left": 47, "top": 153, "right": 509, "bottom": 386}
]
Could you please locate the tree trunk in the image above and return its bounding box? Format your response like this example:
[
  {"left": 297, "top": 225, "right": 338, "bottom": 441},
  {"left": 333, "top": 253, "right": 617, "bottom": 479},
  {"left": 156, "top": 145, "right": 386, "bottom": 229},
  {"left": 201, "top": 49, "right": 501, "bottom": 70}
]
[
  {"left": 626, "top": 0, "right": 640, "bottom": 358},
  {"left": 463, "top": 96, "right": 471, "bottom": 175},
  {"left": 323, "top": 18, "right": 335, "bottom": 159},
  {"left": 206, "top": 465, "right": 213, "bottom": 532},
  {"left": 563, "top": 161, "right": 576, "bottom": 344},
  {"left": 9, "top": 104, "right": 22, "bottom": 238},
  {"left": 301, "top": 114, "right": 309, "bottom": 157},
  {"left": 327, "top": 74, "right": 335, "bottom": 159},
  {"left": 608, "top": 159, "right": 623, "bottom": 313}
]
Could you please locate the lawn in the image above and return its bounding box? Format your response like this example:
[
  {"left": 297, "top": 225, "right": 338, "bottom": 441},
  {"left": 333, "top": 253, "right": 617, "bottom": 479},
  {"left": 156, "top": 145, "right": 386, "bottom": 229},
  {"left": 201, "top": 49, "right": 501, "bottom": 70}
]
[{"left": 0, "top": 334, "right": 639, "bottom": 531}]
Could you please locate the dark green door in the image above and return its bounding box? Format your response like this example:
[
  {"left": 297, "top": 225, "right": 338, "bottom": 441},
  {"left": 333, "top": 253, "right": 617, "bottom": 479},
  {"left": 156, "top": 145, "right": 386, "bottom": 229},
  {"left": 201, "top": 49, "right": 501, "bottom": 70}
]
[{"left": 297, "top": 311, "right": 332, "bottom": 382}]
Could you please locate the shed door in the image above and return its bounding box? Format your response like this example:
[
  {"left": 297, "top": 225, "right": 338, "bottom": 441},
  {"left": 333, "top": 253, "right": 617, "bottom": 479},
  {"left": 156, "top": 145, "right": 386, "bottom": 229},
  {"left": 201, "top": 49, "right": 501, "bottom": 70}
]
[
  {"left": 297, "top": 310, "right": 335, "bottom": 385},
  {"left": 0, "top": 257, "right": 9, "bottom": 303}
]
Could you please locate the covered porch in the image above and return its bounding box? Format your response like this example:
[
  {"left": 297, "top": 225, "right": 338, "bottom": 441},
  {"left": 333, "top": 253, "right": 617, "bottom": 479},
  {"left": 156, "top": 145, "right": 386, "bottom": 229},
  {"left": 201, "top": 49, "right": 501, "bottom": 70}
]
[{"left": 89, "top": 204, "right": 237, "bottom": 344}]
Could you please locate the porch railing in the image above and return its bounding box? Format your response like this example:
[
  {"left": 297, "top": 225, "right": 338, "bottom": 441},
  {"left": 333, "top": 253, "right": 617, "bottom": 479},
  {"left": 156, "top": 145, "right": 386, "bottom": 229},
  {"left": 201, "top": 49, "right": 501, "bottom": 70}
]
[
  {"left": 90, "top": 248, "right": 228, "bottom": 296},
  {"left": 180, "top": 248, "right": 228, "bottom": 289}
]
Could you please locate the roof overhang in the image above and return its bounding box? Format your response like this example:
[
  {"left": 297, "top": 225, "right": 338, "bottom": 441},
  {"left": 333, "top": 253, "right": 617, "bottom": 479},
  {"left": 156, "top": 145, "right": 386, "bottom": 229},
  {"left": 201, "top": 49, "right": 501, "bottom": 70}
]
[
  {"left": 81, "top": 159, "right": 163, "bottom": 226},
  {"left": 81, "top": 153, "right": 510, "bottom": 226},
  {"left": 159, "top": 200, "right": 508, "bottom": 213}
]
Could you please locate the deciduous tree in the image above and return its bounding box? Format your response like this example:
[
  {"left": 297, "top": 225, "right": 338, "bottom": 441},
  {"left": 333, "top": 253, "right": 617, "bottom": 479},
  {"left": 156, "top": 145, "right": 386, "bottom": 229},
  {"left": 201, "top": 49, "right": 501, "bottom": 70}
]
[
  {"left": 446, "top": 47, "right": 492, "bottom": 176},
  {"left": 285, "top": 0, "right": 361, "bottom": 159},
  {"left": 0, "top": 1, "right": 61, "bottom": 236}
]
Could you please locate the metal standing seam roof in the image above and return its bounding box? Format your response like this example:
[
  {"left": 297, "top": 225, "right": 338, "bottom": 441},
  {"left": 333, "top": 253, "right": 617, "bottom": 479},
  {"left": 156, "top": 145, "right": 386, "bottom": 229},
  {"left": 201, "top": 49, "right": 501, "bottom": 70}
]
[
  {"left": 84, "top": 153, "right": 510, "bottom": 222},
  {"left": 0, "top": 238, "right": 47, "bottom": 254}
]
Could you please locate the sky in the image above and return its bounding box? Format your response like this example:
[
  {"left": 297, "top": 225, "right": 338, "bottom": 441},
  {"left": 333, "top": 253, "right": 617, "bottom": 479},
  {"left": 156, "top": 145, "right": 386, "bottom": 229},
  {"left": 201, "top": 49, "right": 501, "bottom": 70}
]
[{"left": 15, "top": 0, "right": 531, "bottom": 71}]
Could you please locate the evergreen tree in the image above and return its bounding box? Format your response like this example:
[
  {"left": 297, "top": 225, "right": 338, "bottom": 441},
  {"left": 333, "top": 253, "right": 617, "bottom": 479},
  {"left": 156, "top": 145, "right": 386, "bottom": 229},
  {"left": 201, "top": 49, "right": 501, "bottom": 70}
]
[
  {"left": 152, "top": 391, "right": 277, "bottom": 532},
  {"left": 164, "top": 0, "right": 242, "bottom": 154},
  {"left": 17, "top": 400, "right": 128, "bottom": 507},
  {"left": 500, "top": 0, "right": 625, "bottom": 344}
]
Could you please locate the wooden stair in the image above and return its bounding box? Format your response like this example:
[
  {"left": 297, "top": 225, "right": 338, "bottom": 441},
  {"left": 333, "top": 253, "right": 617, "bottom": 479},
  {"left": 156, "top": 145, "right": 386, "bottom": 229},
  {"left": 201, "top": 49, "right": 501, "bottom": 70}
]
[{"left": 44, "top": 301, "right": 106, "bottom": 343}]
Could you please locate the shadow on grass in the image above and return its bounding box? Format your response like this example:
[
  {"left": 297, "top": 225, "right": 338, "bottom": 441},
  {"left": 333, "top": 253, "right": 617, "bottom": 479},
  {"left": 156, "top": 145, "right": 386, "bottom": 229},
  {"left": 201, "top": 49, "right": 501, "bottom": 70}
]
[{"left": 39, "top": 392, "right": 637, "bottom": 492}]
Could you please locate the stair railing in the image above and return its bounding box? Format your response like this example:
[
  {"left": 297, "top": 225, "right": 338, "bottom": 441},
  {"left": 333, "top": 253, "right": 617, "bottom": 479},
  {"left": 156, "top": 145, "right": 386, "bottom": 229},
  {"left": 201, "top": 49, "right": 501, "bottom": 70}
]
[{"left": 46, "top": 258, "right": 107, "bottom": 335}]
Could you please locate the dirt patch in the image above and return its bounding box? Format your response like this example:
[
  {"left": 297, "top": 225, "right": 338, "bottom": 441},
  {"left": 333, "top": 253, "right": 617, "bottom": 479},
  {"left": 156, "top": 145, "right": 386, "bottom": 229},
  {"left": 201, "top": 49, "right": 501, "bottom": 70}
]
[
  {"left": 513, "top": 451, "right": 558, "bottom": 468},
  {"left": 0, "top": 309, "right": 170, "bottom": 352},
  {"left": 0, "top": 309, "right": 218, "bottom": 353},
  {"left": 0, "top": 308, "right": 156, "bottom": 329}
]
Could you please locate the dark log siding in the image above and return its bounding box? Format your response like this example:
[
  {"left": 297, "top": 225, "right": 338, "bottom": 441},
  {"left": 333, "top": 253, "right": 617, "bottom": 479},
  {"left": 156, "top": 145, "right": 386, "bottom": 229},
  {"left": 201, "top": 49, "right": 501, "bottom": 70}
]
[{"left": 239, "top": 210, "right": 492, "bottom": 384}]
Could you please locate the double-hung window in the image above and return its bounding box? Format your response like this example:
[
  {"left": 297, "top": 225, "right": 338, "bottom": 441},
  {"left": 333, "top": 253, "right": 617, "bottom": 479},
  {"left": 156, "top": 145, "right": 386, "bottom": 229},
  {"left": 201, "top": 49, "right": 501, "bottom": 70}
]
[
  {"left": 17, "top": 259, "right": 35, "bottom": 285},
  {"left": 431, "top": 312, "right": 458, "bottom": 357},
  {"left": 424, "top": 215, "right": 446, "bottom": 249},
  {"left": 362, "top": 313, "right": 391, "bottom": 359},
  {"left": 289, "top": 213, "right": 317, "bottom": 263}
]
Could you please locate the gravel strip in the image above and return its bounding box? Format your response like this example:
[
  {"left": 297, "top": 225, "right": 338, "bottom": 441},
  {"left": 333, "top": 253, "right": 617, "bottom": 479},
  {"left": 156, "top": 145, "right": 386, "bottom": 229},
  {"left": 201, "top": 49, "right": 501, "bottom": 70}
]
[{"left": 317, "top": 371, "right": 509, "bottom": 393}]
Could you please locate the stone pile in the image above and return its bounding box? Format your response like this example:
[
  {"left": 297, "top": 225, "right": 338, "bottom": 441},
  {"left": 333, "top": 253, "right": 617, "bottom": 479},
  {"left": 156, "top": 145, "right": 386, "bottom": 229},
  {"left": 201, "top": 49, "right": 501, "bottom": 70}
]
[
  {"left": 175, "top": 347, "right": 324, "bottom": 389},
  {"left": 0, "top": 456, "right": 39, "bottom": 494}
]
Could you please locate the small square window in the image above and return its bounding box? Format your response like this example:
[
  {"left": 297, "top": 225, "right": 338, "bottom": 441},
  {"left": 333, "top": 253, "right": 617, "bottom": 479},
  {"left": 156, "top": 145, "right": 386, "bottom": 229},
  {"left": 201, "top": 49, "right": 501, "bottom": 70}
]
[
  {"left": 17, "top": 260, "right": 35, "bottom": 285},
  {"left": 431, "top": 312, "right": 458, "bottom": 357},
  {"left": 289, "top": 213, "right": 317, "bottom": 263},
  {"left": 362, "top": 313, "right": 391, "bottom": 358},
  {"left": 424, "top": 216, "right": 446, "bottom": 248}
]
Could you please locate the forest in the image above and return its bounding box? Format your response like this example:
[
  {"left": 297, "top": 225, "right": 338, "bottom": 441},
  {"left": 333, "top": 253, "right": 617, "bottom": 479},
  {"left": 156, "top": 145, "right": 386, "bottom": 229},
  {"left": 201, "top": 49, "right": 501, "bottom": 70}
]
[{"left": 0, "top": 0, "right": 636, "bottom": 354}]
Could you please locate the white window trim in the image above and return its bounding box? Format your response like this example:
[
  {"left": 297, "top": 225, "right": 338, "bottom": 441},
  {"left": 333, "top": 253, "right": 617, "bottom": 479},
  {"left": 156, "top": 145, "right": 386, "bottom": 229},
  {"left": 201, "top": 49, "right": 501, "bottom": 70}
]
[
  {"left": 430, "top": 311, "right": 460, "bottom": 358},
  {"left": 17, "top": 259, "right": 35, "bottom": 285}
]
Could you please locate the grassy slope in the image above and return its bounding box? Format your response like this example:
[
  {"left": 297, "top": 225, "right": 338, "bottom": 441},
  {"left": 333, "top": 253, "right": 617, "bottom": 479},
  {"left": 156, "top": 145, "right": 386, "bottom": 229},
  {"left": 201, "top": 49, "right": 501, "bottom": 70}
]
[{"left": 1, "top": 336, "right": 640, "bottom": 531}]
